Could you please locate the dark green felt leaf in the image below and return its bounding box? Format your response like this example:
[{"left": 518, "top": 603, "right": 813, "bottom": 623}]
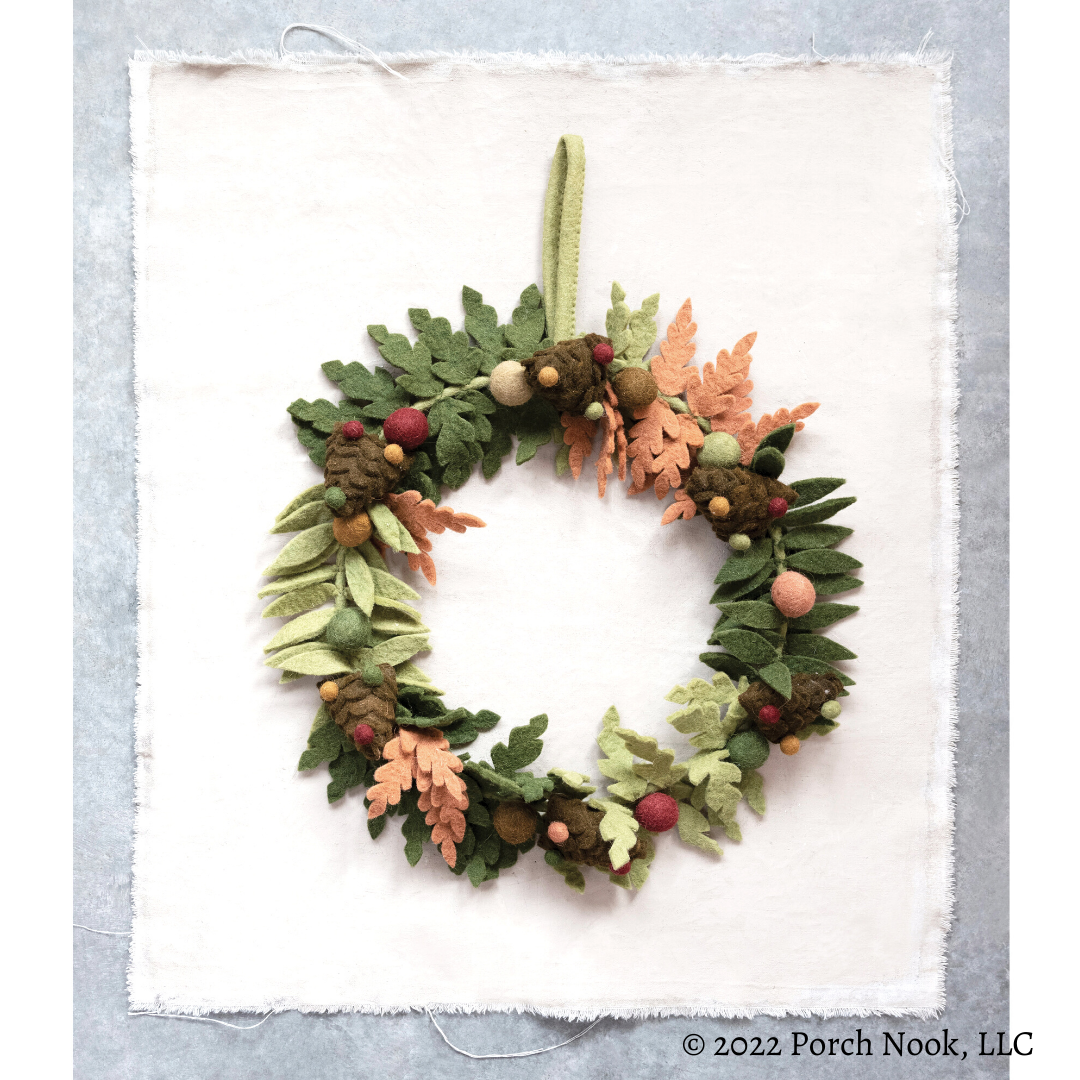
[
  {"left": 758, "top": 423, "right": 796, "bottom": 453},
  {"left": 295, "top": 424, "right": 328, "bottom": 467},
  {"left": 466, "top": 853, "right": 489, "bottom": 887},
  {"left": 699, "top": 652, "right": 757, "bottom": 682},
  {"left": 481, "top": 411, "right": 514, "bottom": 479},
  {"left": 287, "top": 397, "right": 368, "bottom": 435},
  {"left": 444, "top": 709, "right": 500, "bottom": 747},
  {"left": 780, "top": 654, "right": 855, "bottom": 685},
  {"left": 511, "top": 397, "right": 560, "bottom": 464},
  {"left": 716, "top": 600, "right": 784, "bottom": 629},
  {"left": 786, "top": 633, "right": 857, "bottom": 661},
  {"left": 491, "top": 714, "right": 547, "bottom": 775},
  {"left": 787, "top": 549, "right": 864, "bottom": 573},
  {"left": 809, "top": 573, "right": 864, "bottom": 595},
  {"left": 367, "top": 813, "right": 387, "bottom": 840},
  {"left": 337, "top": 363, "right": 403, "bottom": 404},
  {"left": 781, "top": 496, "right": 857, "bottom": 529},
  {"left": 789, "top": 477, "right": 846, "bottom": 506},
  {"left": 502, "top": 284, "right": 547, "bottom": 359},
  {"left": 327, "top": 749, "right": 368, "bottom": 803},
  {"left": 297, "top": 706, "right": 349, "bottom": 771},
  {"left": 400, "top": 791, "right": 431, "bottom": 866},
  {"left": 788, "top": 603, "right": 860, "bottom": 630},
  {"left": 781, "top": 524, "right": 854, "bottom": 551},
  {"left": 712, "top": 629, "right": 778, "bottom": 666},
  {"left": 757, "top": 661, "right": 793, "bottom": 699},
  {"left": 714, "top": 537, "right": 774, "bottom": 584},
  {"left": 710, "top": 564, "right": 774, "bottom": 604}
]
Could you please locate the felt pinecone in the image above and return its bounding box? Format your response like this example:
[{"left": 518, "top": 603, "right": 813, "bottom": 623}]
[
  {"left": 520, "top": 333, "right": 610, "bottom": 414},
  {"left": 323, "top": 423, "right": 413, "bottom": 518},
  {"left": 537, "top": 793, "right": 647, "bottom": 870},
  {"left": 738, "top": 672, "right": 844, "bottom": 742},
  {"left": 684, "top": 465, "right": 798, "bottom": 541},
  {"left": 321, "top": 664, "right": 399, "bottom": 761}
]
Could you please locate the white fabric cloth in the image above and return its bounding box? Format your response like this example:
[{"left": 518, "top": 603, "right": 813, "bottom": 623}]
[{"left": 129, "top": 52, "right": 958, "bottom": 1018}]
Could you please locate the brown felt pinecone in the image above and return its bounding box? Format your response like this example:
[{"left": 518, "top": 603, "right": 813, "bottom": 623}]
[
  {"left": 520, "top": 333, "right": 610, "bottom": 414},
  {"left": 537, "top": 793, "right": 648, "bottom": 870},
  {"left": 321, "top": 664, "right": 399, "bottom": 761},
  {"left": 684, "top": 465, "right": 798, "bottom": 541},
  {"left": 323, "top": 424, "right": 413, "bottom": 518},
  {"left": 739, "top": 672, "right": 844, "bottom": 742}
]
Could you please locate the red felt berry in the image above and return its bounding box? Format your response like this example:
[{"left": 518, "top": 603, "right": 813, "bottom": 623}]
[
  {"left": 609, "top": 861, "right": 632, "bottom": 876},
  {"left": 758, "top": 705, "right": 781, "bottom": 726},
  {"left": 592, "top": 342, "right": 615, "bottom": 365},
  {"left": 633, "top": 791, "right": 680, "bottom": 833},
  {"left": 383, "top": 407, "right": 429, "bottom": 451},
  {"left": 768, "top": 497, "right": 789, "bottom": 518},
  {"left": 341, "top": 420, "right": 365, "bottom": 439},
  {"left": 353, "top": 723, "right": 375, "bottom": 746}
]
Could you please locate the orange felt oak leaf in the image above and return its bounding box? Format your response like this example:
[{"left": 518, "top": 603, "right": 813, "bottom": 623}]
[
  {"left": 651, "top": 412, "right": 705, "bottom": 499},
  {"left": 650, "top": 298, "right": 698, "bottom": 396},
  {"left": 735, "top": 404, "right": 821, "bottom": 465},
  {"left": 596, "top": 383, "right": 627, "bottom": 498},
  {"left": 626, "top": 398, "right": 681, "bottom": 493},
  {"left": 561, "top": 413, "right": 597, "bottom": 479},
  {"left": 384, "top": 490, "right": 486, "bottom": 586},
  {"left": 661, "top": 487, "right": 698, "bottom": 525},
  {"left": 691, "top": 331, "right": 756, "bottom": 421}
]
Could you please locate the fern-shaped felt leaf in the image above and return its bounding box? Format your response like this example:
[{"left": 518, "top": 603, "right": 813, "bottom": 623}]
[
  {"left": 665, "top": 673, "right": 742, "bottom": 750},
  {"left": 544, "top": 849, "right": 586, "bottom": 893},
  {"left": 686, "top": 752, "right": 743, "bottom": 821},
  {"left": 490, "top": 714, "right": 547, "bottom": 775},
  {"left": 588, "top": 797, "right": 640, "bottom": 870},
  {"left": 596, "top": 706, "right": 650, "bottom": 803},
  {"left": 443, "top": 708, "right": 500, "bottom": 748},
  {"left": 616, "top": 729, "right": 690, "bottom": 790},
  {"left": 605, "top": 281, "right": 633, "bottom": 356},
  {"left": 400, "top": 789, "right": 432, "bottom": 866},
  {"left": 676, "top": 801, "right": 721, "bottom": 856},
  {"left": 327, "top": 748, "right": 369, "bottom": 803},
  {"left": 606, "top": 832, "right": 655, "bottom": 890},
  {"left": 502, "top": 284, "right": 547, "bottom": 358}
]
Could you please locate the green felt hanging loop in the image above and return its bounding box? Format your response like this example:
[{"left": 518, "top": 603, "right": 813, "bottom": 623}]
[{"left": 542, "top": 134, "right": 586, "bottom": 343}]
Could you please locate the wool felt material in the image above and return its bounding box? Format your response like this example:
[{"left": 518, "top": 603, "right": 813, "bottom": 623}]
[
  {"left": 131, "top": 52, "right": 957, "bottom": 1020},
  {"left": 542, "top": 134, "right": 586, "bottom": 343}
]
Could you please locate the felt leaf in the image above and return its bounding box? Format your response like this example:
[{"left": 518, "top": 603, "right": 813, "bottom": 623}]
[
  {"left": 710, "top": 564, "right": 775, "bottom": 605},
  {"left": 333, "top": 359, "right": 405, "bottom": 404},
  {"left": 547, "top": 769, "right": 597, "bottom": 797},
  {"left": 293, "top": 423, "right": 328, "bottom": 467},
  {"left": 616, "top": 729, "right": 690, "bottom": 790},
  {"left": 359, "top": 540, "right": 388, "bottom": 572},
  {"left": 649, "top": 298, "right": 697, "bottom": 395},
  {"left": 781, "top": 496, "right": 858, "bottom": 529},
  {"left": 781, "top": 524, "right": 854, "bottom": 551},
  {"left": 801, "top": 719, "right": 840, "bottom": 738},
  {"left": 275, "top": 483, "right": 328, "bottom": 524},
  {"left": 393, "top": 660, "right": 443, "bottom": 694},
  {"left": 596, "top": 706, "right": 650, "bottom": 803},
  {"left": 712, "top": 629, "right": 779, "bottom": 666},
  {"left": 443, "top": 709, "right": 500, "bottom": 748},
  {"left": 368, "top": 566, "right": 421, "bottom": 602},
  {"left": 665, "top": 673, "right": 742, "bottom": 750},
  {"left": 262, "top": 523, "right": 337, "bottom": 576},
  {"left": 482, "top": 410, "right": 515, "bottom": 479},
  {"left": 297, "top": 705, "right": 349, "bottom": 770},
  {"left": 462, "top": 286, "right": 506, "bottom": 366},
  {"left": 557, "top": 413, "right": 596, "bottom": 480},
  {"left": 265, "top": 644, "right": 355, "bottom": 676},
  {"left": 809, "top": 573, "right": 863, "bottom": 595},
  {"left": 501, "top": 284, "right": 547, "bottom": 359},
  {"left": 698, "top": 652, "right": 757, "bottom": 682},
  {"left": 371, "top": 615, "right": 430, "bottom": 636},
  {"left": 271, "top": 499, "right": 333, "bottom": 534},
  {"left": 714, "top": 536, "right": 774, "bottom": 584},
  {"left": 344, "top": 547, "right": 375, "bottom": 615},
  {"left": 676, "top": 802, "right": 721, "bottom": 856},
  {"left": 788, "top": 603, "right": 860, "bottom": 631},
  {"left": 257, "top": 565, "right": 337, "bottom": 598},
  {"left": 786, "top": 548, "right": 863, "bottom": 574},
  {"left": 607, "top": 832, "right": 655, "bottom": 890},
  {"left": 372, "top": 597, "right": 425, "bottom": 623},
  {"left": 686, "top": 752, "right": 742, "bottom": 820},
  {"left": 757, "top": 661, "right": 793, "bottom": 699},
  {"left": 606, "top": 281, "right": 632, "bottom": 355},
  {"left": 588, "top": 797, "right": 639, "bottom": 870},
  {"left": 368, "top": 633, "right": 429, "bottom": 666},
  {"left": 544, "top": 849, "right": 586, "bottom": 893},
  {"left": 511, "top": 396, "right": 561, "bottom": 464},
  {"left": 490, "top": 714, "right": 547, "bottom": 776},
  {"left": 789, "top": 477, "right": 846, "bottom": 506},
  {"left": 780, "top": 654, "right": 855, "bottom": 685},
  {"left": 261, "top": 582, "right": 336, "bottom": 619},
  {"left": 327, "top": 748, "right": 369, "bottom": 803},
  {"left": 649, "top": 412, "right": 705, "bottom": 498},
  {"left": 400, "top": 790, "right": 432, "bottom": 866},
  {"left": 384, "top": 490, "right": 485, "bottom": 586},
  {"left": 596, "top": 385, "right": 626, "bottom": 497},
  {"left": 263, "top": 607, "right": 336, "bottom": 653},
  {"left": 738, "top": 404, "right": 820, "bottom": 465},
  {"left": 758, "top": 423, "right": 796, "bottom": 453},
  {"left": 624, "top": 293, "right": 660, "bottom": 364},
  {"left": 785, "top": 633, "right": 857, "bottom": 662},
  {"left": 626, "top": 397, "right": 682, "bottom": 492},
  {"left": 737, "top": 769, "right": 766, "bottom": 815},
  {"left": 717, "top": 600, "right": 784, "bottom": 629},
  {"left": 368, "top": 501, "right": 421, "bottom": 554},
  {"left": 661, "top": 488, "right": 697, "bottom": 524},
  {"left": 287, "top": 397, "right": 368, "bottom": 435}
]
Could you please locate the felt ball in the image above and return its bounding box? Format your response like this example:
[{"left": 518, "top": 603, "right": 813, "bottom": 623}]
[
  {"left": 354, "top": 723, "right": 375, "bottom": 747},
  {"left": 780, "top": 735, "right": 801, "bottom": 756},
  {"left": 610, "top": 861, "right": 632, "bottom": 876},
  {"left": 492, "top": 801, "right": 539, "bottom": 845},
  {"left": 538, "top": 365, "right": 560, "bottom": 388},
  {"left": 546, "top": 821, "right": 570, "bottom": 843},
  {"left": 758, "top": 704, "right": 781, "bottom": 726},
  {"left": 633, "top": 791, "right": 680, "bottom": 833},
  {"left": 383, "top": 443, "right": 405, "bottom": 465},
  {"left": 489, "top": 360, "right": 534, "bottom": 406},
  {"left": 584, "top": 401, "right": 605, "bottom": 421},
  {"left": 698, "top": 431, "right": 741, "bottom": 469},
  {"left": 768, "top": 497, "right": 789, "bottom": 518},
  {"left": 726, "top": 730, "right": 771, "bottom": 770},
  {"left": 708, "top": 496, "right": 731, "bottom": 519},
  {"left": 729, "top": 533, "right": 752, "bottom": 551},
  {"left": 771, "top": 570, "right": 817, "bottom": 618},
  {"left": 820, "top": 700, "right": 842, "bottom": 720},
  {"left": 319, "top": 681, "right": 339, "bottom": 703},
  {"left": 324, "top": 486, "right": 347, "bottom": 510},
  {"left": 333, "top": 511, "right": 372, "bottom": 548},
  {"left": 341, "top": 420, "right": 365, "bottom": 439},
  {"left": 383, "top": 407, "right": 429, "bottom": 450},
  {"left": 612, "top": 367, "right": 659, "bottom": 411},
  {"left": 592, "top": 342, "right": 615, "bottom": 365},
  {"left": 325, "top": 607, "right": 371, "bottom": 652}
]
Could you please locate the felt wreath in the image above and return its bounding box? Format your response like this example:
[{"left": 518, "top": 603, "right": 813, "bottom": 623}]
[{"left": 261, "top": 136, "right": 860, "bottom": 891}]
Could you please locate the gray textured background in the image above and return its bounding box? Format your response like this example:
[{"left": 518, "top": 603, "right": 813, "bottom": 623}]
[{"left": 74, "top": 2, "right": 1008, "bottom": 1077}]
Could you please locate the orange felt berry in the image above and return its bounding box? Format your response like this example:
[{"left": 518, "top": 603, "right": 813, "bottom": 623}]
[
  {"left": 771, "top": 570, "right": 816, "bottom": 618},
  {"left": 333, "top": 510, "right": 372, "bottom": 548},
  {"left": 383, "top": 443, "right": 405, "bottom": 465},
  {"left": 319, "top": 681, "right": 339, "bottom": 703},
  {"left": 780, "top": 735, "right": 801, "bottom": 755},
  {"left": 538, "top": 366, "right": 560, "bottom": 387},
  {"left": 708, "top": 496, "right": 730, "bottom": 518},
  {"left": 546, "top": 821, "right": 570, "bottom": 844}
]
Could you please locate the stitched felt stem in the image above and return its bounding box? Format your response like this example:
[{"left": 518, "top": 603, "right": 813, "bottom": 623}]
[
  {"left": 771, "top": 525, "right": 789, "bottom": 655},
  {"left": 543, "top": 134, "right": 586, "bottom": 343},
  {"left": 412, "top": 376, "right": 490, "bottom": 412},
  {"left": 334, "top": 546, "right": 347, "bottom": 611}
]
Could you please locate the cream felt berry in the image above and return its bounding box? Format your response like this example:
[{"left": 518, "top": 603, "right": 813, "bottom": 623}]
[{"left": 489, "top": 359, "right": 534, "bottom": 406}]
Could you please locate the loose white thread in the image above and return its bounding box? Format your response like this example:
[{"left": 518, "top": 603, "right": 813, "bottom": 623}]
[
  {"left": 74, "top": 923, "right": 131, "bottom": 936},
  {"left": 279, "top": 24, "right": 408, "bottom": 80},
  {"left": 425, "top": 1008, "right": 602, "bottom": 1059},
  {"left": 129, "top": 1012, "right": 274, "bottom": 1030},
  {"left": 810, "top": 34, "right": 829, "bottom": 62}
]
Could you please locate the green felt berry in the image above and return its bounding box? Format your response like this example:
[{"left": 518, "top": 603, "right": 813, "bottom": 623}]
[
  {"left": 698, "top": 431, "right": 741, "bottom": 469},
  {"left": 325, "top": 607, "right": 372, "bottom": 652},
  {"left": 729, "top": 533, "right": 752, "bottom": 551},
  {"left": 584, "top": 401, "right": 605, "bottom": 421},
  {"left": 324, "top": 486, "right": 347, "bottom": 510},
  {"left": 726, "top": 730, "right": 770, "bottom": 770},
  {"left": 361, "top": 658, "right": 384, "bottom": 686},
  {"left": 820, "top": 699, "right": 842, "bottom": 720},
  {"left": 751, "top": 445, "right": 785, "bottom": 478}
]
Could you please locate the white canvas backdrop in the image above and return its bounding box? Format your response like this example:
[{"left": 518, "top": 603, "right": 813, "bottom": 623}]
[{"left": 129, "top": 53, "right": 957, "bottom": 1017}]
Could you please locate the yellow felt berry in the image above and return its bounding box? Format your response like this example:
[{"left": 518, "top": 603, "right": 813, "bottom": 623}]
[
  {"left": 708, "top": 496, "right": 731, "bottom": 518},
  {"left": 489, "top": 359, "right": 534, "bottom": 406},
  {"left": 547, "top": 821, "right": 570, "bottom": 843},
  {"left": 319, "top": 681, "right": 339, "bottom": 703},
  {"left": 383, "top": 443, "right": 405, "bottom": 465},
  {"left": 780, "top": 735, "right": 801, "bottom": 755},
  {"left": 333, "top": 510, "right": 372, "bottom": 548},
  {"left": 538, "top": 365, "right": 560, "bottom": 387}
]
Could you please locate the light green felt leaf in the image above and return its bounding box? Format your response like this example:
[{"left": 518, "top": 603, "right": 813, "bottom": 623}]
[
  {"left": 712, "top": 629, "right": 778, "bottom": 666},
  {"left": 369, "top": 633, "right": 429, "bottom": 666},
  {"left": 261, "top": 582, "right": 336, "bottom": 619},
  {"left": 616, "top": 729, "right": 690, "bottom": 790},
  {"left": 717, "top": 600, "right": 784, "bottom": 629},
  {"left": 686, "top": 752, "right": 742, "bottom": 820},
  {"left": 359, "top": 540, "right": 388, "bottom": 572},
  {"left": 606, "top": 281, "right": 632, "bottom": 355},
  {"left": 491, "top": 714, "right": 547, "bottom": 775},
  {"left": 369, "top": 566, "right": 421, "bottom": 602},
  {"left": 737, "top": 769, "right": 766, "bottom": 815},
  {"left": 677, "top": 802, "right": 721, "bottom": 856},
  {"left": 665, "top": 673, "right": 741, "bottom": 750},
  {"left": 344, "top": 548, "right": 375, "bottom": 615},
  {"left": 588, "top": 797, "right": 639, "bottom": 870},
  {"left": 368, "top": 502, "right": 421, "bottom": 554},
  {"left": 757, "top": 661, "right": 793, "bottom": 700},
  {"left": 271, "top": 499, "right": 333, "bottom": 534},
  {"left": 624, "top": 294, "right": 660, "bottom": 365},
  {"left": 371, "top": 615, "right": 430, "bottom": 636},
  {"left": 263, "top": 607, "right": 335, "bottom": 653},
  {"left": 266, "top": 643, "right": 355, "bottom": 676},
  {"left": 279, "top": 670, "right": 306, "bottom": 683},
  {"left": 554, "top": 441, "right": 571, "bottom": 476},
  {"left": 787, "top": 548, "right": 864, "bottom": 574},
  {"left": 596, "top": 706, "right": 650, "bottom": 803},
  {"left": 785, "top": 633, "right": 857, "bottom": 661},
  {"left": 373, "top": 596, "right": 425, "bottom": 622},
  {"left": 275, "top": 483, "right": 327, "bottom": 524},
  {"left": 257, "top": 565, "right": 337, "bottom": 598},
  {"left": 547, "top": 769, "right": 596, "bottom": 797},
  {"left": 393, "top": 660, "right": 442, "bottom": 693},
  {"left": 781, "top": 524, "right": 854, "bottom": 551},
  {"left": 544, "top": 849, "right": 586, "bottom": 893},
  {"left": 788, "top": 603, "right": 860, "bottom": 630},
  {"left": 262, "top": 522, "right": 337, "bottom": 576}
]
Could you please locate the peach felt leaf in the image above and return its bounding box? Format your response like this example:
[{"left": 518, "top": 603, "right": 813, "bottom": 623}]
[
  {"left": 596, "top": 383, "right": 627, "bottom": 498},
  {"left": 661, "top": 488, "right": 698, "bottom": 525},
  {"left": 626, "top": 398, "right": 681, "bottom": 493},
  {"left": 384, "top": 490, "right": 486, "bottom": 585},
  {"left": 650, "top": 298, "right": 698, "bottom": 396},
  {"left": 651, "top": 412, "right": 705, "bottom": 499},
  {"left": 560, "top": 413, "right": 597, "bottom": 479}
]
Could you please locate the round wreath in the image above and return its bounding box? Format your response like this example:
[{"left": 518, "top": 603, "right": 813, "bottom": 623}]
[{"left": 261, "top": 136, "right": 861, "bottom": 892}]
